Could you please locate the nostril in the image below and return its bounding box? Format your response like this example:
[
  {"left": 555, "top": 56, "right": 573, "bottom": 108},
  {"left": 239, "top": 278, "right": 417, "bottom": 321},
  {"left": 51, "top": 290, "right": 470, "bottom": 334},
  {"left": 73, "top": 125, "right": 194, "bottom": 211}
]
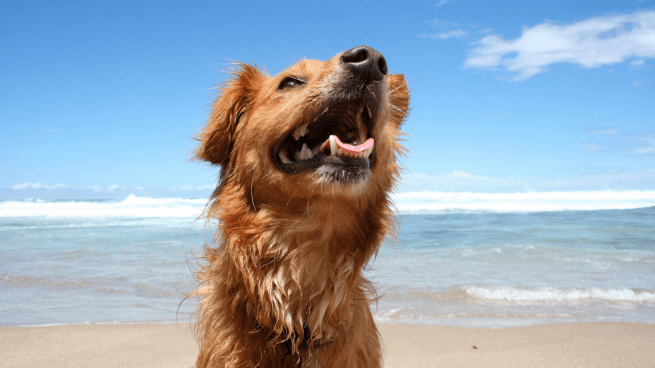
[
  {"left": 378, "top": 57, "right": 388, "bottom": 75},
  {"left": 341, "top": 48, "right": 369, "bottom": 64}
]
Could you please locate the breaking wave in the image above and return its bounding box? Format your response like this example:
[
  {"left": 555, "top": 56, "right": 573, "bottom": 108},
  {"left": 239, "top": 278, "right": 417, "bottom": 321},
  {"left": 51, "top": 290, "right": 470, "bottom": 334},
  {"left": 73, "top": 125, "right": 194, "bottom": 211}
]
[
  {"left": 393, "top": 190, "right": 655, "bottom": 213},
  {"left": 0, "top": 195, "right": 206, "bottom": 218},
  {"left": 464, "top": 285, "right": 655, "bottom": 303},
  {"left": 1, "top": 190, "right": 655, "bottom": 218}
]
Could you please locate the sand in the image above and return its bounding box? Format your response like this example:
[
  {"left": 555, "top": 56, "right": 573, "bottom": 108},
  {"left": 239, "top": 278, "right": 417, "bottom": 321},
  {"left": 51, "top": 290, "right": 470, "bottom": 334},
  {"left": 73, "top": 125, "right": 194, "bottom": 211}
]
[{"left": 1, "top": 322, "right": 653, "bottom": 368}]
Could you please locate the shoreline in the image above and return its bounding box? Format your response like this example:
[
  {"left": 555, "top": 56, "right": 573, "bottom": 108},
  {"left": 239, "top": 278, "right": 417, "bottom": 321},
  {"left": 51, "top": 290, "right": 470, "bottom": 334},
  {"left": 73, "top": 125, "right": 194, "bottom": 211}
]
[{"left": 1, "top": 322, "right": 653, "bottom": 368}]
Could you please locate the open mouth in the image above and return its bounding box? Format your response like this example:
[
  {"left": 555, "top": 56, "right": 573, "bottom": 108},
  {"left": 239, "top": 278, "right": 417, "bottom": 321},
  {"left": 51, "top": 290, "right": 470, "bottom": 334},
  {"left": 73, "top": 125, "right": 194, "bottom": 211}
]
[{"left": 272, "top": 101, "right": 375, "bottom": 177}]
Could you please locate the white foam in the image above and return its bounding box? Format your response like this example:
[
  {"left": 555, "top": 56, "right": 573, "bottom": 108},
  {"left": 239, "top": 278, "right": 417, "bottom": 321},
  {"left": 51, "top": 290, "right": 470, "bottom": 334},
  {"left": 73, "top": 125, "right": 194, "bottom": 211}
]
[
  {"left": 2, "top": 190, "right": 655, "bottom": 218},
  {"left": 393, "top": 190, "right": 655, "bottom": 213},
  {"left": 465, "top": 285, "right": 655, "bottom": 303},
  {"left": 0, "top": 195, "right": 207, "bottom": 218}
]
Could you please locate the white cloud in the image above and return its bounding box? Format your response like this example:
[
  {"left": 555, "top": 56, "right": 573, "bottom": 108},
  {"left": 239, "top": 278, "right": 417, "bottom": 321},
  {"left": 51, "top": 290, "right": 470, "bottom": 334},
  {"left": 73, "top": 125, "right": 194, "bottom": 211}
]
[
  {"left": 399, "top": 169, "right": 655, "bottom": 193},
  {"left": 589, "top": 129, "right": 620, "bottom": 135},
  {"left": 1, "top": 183, "right": 217, "bottom": 201},
  {"left": 107, "top": 184, "right": 127, "bottom": 191},
  {"left": 427, "top": 19, "right": 459, "bottom": 28},
  {"left": 476, "top": 111, "right": 507, "bottom": 118},
  {"left": 579, "top": 142, "right": 608, "bottom": 153},
  {"left": 582, "top": 129, "right": 655, "bottom": 157},
  {"left": 633, "top": 80, "right": 652, "bottom": 86},
  {"left": 43, "top": 184, "right": 68, "bottom": 190},
  {"left": 85, "top": 185, "right": 104, "bottom": 193},
  {"left": 7, "top": 183, "right": 216, "bottom": 194},
  {"left": 9, "top": 182, "right": 35, "bottom": 190},
  {"left": 167, "top": 184, "right": 215, "bottom": 191},
  {"left": 464, "top": 11, "right": 655, "bottom": 81},
  {"left": 421, "top": 30, "right": 469, "bottom": 40},
  {"left": 435, "top": 0, "right": 453, "bottom": 6},
  {"left": 8, "top": 182, "right": 68, "bottom": 190},
  {"left": 635, "top": 134, "right": 655, "bottom": 154}
]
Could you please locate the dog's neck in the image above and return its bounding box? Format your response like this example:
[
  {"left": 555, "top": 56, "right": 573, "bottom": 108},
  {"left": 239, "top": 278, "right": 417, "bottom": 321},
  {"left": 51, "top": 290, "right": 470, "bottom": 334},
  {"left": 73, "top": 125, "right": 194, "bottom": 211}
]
[{"left": 213, "top": 190, "right": 391, "bottom": 353}]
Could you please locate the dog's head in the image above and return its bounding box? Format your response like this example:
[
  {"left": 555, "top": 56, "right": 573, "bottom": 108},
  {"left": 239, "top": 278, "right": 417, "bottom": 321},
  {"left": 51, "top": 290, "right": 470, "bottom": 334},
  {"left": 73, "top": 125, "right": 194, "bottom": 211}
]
[{"left": 196, "top": 46, "right": 409, "bottom": 203}]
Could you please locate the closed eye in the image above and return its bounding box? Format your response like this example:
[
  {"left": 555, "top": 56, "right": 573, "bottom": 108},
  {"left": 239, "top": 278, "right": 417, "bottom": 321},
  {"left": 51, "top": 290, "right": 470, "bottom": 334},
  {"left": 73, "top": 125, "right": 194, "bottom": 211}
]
[{"left": 278, "top": 77, "right": 306, "bottom": 90}]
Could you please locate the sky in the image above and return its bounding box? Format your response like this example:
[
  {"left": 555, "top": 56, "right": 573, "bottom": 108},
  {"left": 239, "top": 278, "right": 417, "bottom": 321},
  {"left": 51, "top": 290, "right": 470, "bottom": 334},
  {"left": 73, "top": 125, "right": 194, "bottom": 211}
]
[{"left": 1, "top": 0, "right": 654, "bottom": 200}]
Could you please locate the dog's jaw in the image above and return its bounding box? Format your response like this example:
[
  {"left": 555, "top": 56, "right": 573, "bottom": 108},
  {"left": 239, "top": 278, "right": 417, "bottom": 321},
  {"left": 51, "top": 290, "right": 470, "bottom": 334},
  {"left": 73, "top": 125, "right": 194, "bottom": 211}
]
[
  {"left": 271, "top": 99, "right": 381, "bottom": 185},
  {"left": 268, "top": 46, "right": 391, "bottom": 187}
]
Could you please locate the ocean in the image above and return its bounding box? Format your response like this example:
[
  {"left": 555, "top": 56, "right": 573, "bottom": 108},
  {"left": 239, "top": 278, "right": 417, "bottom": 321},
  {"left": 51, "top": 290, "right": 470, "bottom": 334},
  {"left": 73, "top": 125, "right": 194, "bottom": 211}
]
[{"left": 1, "top": 192, "right": 654, "bottom": 328}]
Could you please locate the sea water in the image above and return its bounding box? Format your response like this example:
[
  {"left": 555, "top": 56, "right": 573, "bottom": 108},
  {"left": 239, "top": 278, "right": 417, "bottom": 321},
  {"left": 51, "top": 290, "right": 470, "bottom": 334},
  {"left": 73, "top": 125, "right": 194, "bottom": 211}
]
[{"left": 1, "top": 193, "right": 654, "bottom": 327}]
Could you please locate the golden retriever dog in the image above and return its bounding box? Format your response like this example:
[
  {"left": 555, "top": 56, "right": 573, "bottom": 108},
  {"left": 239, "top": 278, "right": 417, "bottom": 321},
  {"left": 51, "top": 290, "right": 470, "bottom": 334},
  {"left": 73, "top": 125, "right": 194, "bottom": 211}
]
[{"left": 192, "top": 46, "right": 410, "bottom": 368}]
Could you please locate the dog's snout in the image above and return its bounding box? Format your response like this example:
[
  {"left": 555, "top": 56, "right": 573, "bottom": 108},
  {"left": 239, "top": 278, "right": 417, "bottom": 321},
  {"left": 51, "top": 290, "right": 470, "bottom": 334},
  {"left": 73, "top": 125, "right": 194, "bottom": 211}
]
[{"left": 340, "top": 46, "right": 388, "bottom": 81}]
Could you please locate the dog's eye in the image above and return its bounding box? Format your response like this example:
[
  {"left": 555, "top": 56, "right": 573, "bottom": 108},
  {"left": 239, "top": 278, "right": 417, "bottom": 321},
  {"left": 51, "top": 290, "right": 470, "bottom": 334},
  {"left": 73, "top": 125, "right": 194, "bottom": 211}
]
[{"left": 278, "top": 77, "right": 306, "bottom": 90}]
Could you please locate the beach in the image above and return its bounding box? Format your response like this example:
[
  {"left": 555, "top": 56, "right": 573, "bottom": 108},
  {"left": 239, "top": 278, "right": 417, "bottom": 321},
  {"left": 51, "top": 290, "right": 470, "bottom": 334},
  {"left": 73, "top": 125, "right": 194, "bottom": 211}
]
[
  {"left": 1, "top": 322, "right": 653, "bottom": 368},
  {"left": 2, "top": 198, "right": 654, "bottom": 366}
]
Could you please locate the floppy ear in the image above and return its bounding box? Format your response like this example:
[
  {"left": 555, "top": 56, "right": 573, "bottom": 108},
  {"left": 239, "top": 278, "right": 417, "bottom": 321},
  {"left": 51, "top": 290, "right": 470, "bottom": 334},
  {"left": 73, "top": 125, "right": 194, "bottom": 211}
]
[
  {"left": 195, "top": 63, "right": 265, "bottom": 166},
  {"left": 386, "top": 74, "right": 410, "bottom": 127}
]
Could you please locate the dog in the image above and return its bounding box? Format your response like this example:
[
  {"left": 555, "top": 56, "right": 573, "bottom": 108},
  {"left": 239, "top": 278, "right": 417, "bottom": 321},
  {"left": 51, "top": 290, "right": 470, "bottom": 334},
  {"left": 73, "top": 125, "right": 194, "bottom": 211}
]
[{"left": 192, "top": 46, "right": 410, "bottom": 368}]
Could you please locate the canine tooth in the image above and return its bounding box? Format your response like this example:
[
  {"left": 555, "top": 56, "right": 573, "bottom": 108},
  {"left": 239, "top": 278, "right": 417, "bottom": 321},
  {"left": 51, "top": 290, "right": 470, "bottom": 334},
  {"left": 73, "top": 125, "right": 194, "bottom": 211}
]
[
  {"left": 279, "top": 149, "right": 292, "bottom": 164},
  {"left": 363, "top": 145, "right": 373, "bottom": 158},
  {"left": 358, "top": 129, "right": 367, "bottom": 144},
  {"left": 329, "top": 135, "right": 337, "bottom": 156},
  {"left": 357, "top": 112, "right": 368, "bottom": 143}
]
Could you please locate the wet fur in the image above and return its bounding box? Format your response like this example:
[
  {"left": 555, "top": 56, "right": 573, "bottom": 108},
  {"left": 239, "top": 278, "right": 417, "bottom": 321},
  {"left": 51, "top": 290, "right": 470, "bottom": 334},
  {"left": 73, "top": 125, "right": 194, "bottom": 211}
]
[{"left": 191, "top": 49, "right": 410, "bottom": 368}]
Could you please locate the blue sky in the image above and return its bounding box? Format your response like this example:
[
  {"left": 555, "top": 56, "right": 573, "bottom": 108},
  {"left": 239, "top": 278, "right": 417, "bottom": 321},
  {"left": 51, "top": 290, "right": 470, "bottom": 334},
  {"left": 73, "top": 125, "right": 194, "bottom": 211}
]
[{"left": 2, "top": 0, "right": 654, "bottom": 199}]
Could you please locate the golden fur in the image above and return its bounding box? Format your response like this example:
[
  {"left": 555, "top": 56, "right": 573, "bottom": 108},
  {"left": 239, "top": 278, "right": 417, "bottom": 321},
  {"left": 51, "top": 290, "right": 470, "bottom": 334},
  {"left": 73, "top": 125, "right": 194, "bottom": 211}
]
[{"left": 191, "top": 46, "right": 410, "bottom": 368}]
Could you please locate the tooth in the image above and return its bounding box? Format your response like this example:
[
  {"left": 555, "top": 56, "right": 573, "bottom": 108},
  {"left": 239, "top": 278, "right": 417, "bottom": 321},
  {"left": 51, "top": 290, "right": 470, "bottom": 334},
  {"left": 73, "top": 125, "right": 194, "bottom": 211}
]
[
  {"left": 358, "top": 129, "right": 367, "bottom": 144},
  {"left": 329, "top": 135, "right": 337, "bottom": 156},
  {"left": 293, "top": 123, "right": 309, "bottom": 140},
  {"left": 300, "top": 123, "right": 309, "bottom": 137},
  {"left": 279, "top": 149, "right": 292, "bottom": 164},
  {"left": 311, "top": 144, "right": 320, "bottom": 156},
  {"left": 301, "top": 143, "right": 313, "bottom": 160},
  {"left": 363, "top": 146, "right": 373, "bottom": 158}
]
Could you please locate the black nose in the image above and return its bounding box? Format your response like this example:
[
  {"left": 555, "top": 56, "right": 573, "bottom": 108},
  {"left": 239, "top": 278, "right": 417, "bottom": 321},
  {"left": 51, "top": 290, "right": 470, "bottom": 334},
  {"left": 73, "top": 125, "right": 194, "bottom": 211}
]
[{"left": 340, "top": 46, "right": 388, "bottom": 81}]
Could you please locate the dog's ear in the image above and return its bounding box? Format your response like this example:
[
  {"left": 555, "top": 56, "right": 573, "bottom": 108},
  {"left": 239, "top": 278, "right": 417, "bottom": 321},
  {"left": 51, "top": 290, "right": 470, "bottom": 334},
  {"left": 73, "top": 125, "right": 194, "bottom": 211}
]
[
  {"left": 196, "top": 63, "right": 265, "bottom": 166},
  {"left": 386, "top": 74, "right": 410, "bottom": 127}
]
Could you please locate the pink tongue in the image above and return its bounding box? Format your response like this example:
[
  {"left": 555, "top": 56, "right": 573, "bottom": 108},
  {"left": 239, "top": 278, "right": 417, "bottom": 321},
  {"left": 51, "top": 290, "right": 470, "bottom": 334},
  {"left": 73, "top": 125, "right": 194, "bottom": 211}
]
[{"left": 333, "top": 136, "right": 374, "bottom": 154}]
